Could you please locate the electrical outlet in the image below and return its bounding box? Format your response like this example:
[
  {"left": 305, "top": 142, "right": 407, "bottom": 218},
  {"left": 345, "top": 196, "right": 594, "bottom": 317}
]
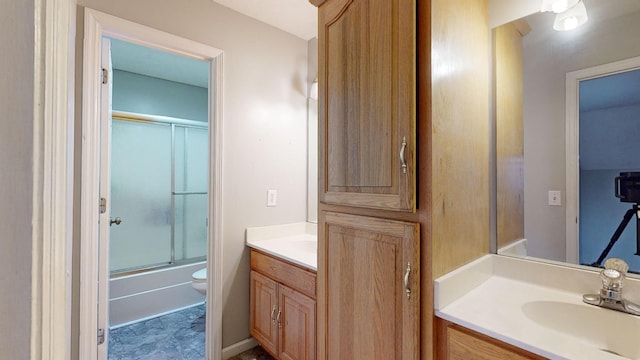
[
  {"left": 267, "top": 189, "right": 277, "bottom": 207},
  {"left": 548, "top": 190, "right": 561, "bottom": 206}
]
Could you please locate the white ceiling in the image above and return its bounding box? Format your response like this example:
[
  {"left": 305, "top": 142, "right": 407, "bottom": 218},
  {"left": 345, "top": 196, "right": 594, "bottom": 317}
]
[{"left": 212, "top": 0, "right": 318, "bottom": 40}]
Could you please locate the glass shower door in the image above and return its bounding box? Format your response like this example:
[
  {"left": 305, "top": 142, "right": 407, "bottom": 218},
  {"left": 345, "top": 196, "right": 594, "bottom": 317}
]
[
  {"left": 110, "top": 119, "right": 173, "bottom": 273},
  {"left": 173, "top": 125, "right": 208, "bottom": 261}
]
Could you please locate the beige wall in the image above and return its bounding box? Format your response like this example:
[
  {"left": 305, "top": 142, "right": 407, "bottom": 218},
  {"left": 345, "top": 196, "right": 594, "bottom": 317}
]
[
  {"left": 307, "top": 37, "right": 318, "bottom": 96},
  {"left": 75, "top": 0, "right": 310, "bottom": 349},
  {"left": 0, "top": 0, "right": 34, "bottom": 358},
  {"left": 489, "top": 0, "right": 539, "bottom": 28}
]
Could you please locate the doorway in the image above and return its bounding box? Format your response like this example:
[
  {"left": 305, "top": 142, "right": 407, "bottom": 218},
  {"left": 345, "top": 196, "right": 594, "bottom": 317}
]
[
  {"left": 566, "top": 56, "right": 640, "bottom": 272},
  {"left": 80, "top": 8, "right": 224, "bottom": 360}
]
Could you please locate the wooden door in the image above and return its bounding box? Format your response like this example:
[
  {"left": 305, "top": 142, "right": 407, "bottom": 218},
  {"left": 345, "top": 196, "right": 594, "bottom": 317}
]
[
  {"left": 279, "top": 285, "right": 316, "bottom": 360},
  {"left": 318, "top": 212, "right": 420, "bottom": 360},
  {"left": 250, "top": 271, "right": 278, "bottom": 356},
  {"left": 316, "top": 0, "right": 416, "bottom": 211}
]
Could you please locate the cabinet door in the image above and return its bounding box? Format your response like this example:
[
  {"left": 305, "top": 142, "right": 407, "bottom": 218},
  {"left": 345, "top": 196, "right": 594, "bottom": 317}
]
[
  {"left": 250, "top": 271, "right": 278, "bottom": 356},
  {"left": 317, "top": 0, "right": 416, "bottom": 211},
  {"left": 319, "top": 212, "right": 420, "bottom": 359},
  {"left": 279, "top": 285, "right": 316, "bottom": 360}
]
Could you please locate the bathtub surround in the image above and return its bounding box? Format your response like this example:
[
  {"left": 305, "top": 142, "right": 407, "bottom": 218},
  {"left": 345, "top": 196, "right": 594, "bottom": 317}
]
[{"left": 109, "top": 262, "right": 206, "bottom": 327}]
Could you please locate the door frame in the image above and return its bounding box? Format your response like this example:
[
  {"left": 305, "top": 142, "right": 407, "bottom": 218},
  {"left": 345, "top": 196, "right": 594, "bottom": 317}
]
[
  {"left": 565, "top": 55, "right": 640, "bottom": 264},
  {"left": 80, "top": 8, "right": 224, "bottom": 360},
  {"left": 32, "top": 0, "right": 75, "bottom": 358}
]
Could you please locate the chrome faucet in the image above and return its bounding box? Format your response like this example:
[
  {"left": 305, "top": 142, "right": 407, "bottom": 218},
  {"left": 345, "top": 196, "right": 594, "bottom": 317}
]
[{"left": 583, "top": 258, "right": 640, "bottom": 316}]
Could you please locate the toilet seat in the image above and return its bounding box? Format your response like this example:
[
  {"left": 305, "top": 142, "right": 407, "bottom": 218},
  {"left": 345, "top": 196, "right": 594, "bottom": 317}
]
[{"left": 192, "top": 268, "right": 207, "bottom": 282}]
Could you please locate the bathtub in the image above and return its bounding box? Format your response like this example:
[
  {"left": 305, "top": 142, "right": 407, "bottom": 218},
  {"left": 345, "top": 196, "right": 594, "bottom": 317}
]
[{"left": 109, "top": 261, "right": 206, "bottom": 328}]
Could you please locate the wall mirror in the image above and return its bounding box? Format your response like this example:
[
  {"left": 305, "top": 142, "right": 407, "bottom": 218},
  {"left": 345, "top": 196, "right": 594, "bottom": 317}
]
[{"left": 494, "top": 0, "right": 640, "bottom": 273}]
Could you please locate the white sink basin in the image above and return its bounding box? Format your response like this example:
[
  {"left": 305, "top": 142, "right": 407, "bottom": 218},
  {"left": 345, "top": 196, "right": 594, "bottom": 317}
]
[
  {"left": 287, "top": 238, "right": 317, "bottom": 253},
  {"left": 522, "top": 300, "right": 640, "bottom": 359},
  {"left": 247, "top": 234, "right": 317, "bottom": 270}
]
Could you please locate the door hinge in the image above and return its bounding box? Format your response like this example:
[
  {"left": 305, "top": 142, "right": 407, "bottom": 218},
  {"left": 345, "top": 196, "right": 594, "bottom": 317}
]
[
  {"left": 100, "top": 197, "right": 107, "bottom": 214},
  {"left": 101, "top": 68, "right": 109, "bottom": 85},
  {"left": 97, "top": 328, "right": 105, "bottom": 345}
]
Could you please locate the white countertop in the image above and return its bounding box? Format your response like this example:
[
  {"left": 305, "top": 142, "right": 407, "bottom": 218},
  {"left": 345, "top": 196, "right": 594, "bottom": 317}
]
[
  {"left": 246, "top": 222, "right": 317, "bottom": 271},
  {"left": 435, "top": 255, "right": 640, "bottom": 360}
]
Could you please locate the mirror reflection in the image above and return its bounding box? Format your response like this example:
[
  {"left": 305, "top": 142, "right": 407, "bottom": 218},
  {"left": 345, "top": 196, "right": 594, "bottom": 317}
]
[{"left": 494, "top": 0, "right": 640, "bottom": 273}]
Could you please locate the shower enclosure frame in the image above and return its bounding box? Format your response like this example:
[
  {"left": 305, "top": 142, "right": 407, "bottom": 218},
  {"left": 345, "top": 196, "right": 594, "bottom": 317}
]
[{"left": 110, "top": 111, "right": 208, "bottom": 276}]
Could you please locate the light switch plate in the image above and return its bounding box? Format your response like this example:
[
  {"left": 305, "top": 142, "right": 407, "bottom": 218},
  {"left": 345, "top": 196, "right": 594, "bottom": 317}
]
[
  {"left": 548, "top": 190, "right": 561, "bottom": 206},
  {"left": 267, "top": 189, "right": 277, "bottom": 207}
]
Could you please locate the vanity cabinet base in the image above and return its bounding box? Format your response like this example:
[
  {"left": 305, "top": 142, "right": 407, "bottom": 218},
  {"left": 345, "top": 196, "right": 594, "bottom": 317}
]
[
  {"left": 250, "top": 250, "right": 316, "bottom": 360},
  {"left": 435, "top": 318, "right": 545, "bottom": 360}
]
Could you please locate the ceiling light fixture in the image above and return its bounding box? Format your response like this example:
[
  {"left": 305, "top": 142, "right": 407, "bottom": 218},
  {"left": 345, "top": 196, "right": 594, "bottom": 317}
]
[
  {"left": 541, "top": 0, "right": 579, "bottom": 13},
  {"left": 553, "top": 0, "right": 588, "bottom": 31}
]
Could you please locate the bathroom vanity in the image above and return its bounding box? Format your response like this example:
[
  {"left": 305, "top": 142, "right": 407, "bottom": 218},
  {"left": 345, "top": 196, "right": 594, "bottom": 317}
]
[
  {"left": 434, "top": 255, "right": 640, "bottom": 360},
  {"left": 247, "top": 223, "right": 317, "bottom": 360}
]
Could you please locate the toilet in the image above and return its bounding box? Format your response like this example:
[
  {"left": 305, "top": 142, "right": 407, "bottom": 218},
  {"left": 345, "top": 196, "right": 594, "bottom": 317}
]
[{"left": 191, "top": 267, "right": 207, "bottom": 295}]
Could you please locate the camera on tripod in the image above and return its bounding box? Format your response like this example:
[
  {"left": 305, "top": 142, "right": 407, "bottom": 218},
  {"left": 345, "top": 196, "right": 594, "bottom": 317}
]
[
  {"left": 592, "top": 172, "right": 640, "bottom": 267},
  {"left": 615, "top": 172, "right": 640, "bottom": 204}
]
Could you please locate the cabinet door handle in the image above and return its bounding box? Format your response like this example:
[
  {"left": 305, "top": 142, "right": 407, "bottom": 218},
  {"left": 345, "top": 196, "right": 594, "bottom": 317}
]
[
  {"left": 276, "top": 309, "right": 282, "bottom": 328},
  {"left": 271, "top": 306, "right": 277, "bottom": 324},
  {"left": 400, "top": 136, "right": 407, "bottom": 174},
  {"left": 404, "top": 262, "right": 411, "bottom": 299}
]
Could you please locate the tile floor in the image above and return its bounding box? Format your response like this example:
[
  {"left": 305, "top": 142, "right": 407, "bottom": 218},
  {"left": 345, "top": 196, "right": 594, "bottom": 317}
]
[
  {"left": 107, "top": 303, "right": 274, "bottom": 360},
  {"left": 108, "top": 304, "right": 206, "bottom": 360}
]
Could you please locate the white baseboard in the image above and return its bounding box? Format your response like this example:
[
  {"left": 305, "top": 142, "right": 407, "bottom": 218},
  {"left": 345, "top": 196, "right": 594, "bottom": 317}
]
[{"left": 221, "top": 337, "right": 258, "bottom": 360}]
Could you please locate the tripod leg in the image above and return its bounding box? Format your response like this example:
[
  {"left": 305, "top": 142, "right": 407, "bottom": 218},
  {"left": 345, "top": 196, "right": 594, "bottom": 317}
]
[
  {"left": 593, "top": 208, "right": 637, "bottom": 267},
  {"left": 636, "top": 209, "right": 640, "bottom": 256}
]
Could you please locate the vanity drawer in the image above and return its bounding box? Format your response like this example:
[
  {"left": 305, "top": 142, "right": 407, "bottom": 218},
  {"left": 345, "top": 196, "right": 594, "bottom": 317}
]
[{"left": 250, "top": 249, "right": 316, "bottom": 299}]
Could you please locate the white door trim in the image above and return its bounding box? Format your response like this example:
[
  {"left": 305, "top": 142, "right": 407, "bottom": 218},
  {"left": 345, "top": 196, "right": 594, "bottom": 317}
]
[
  {"left": 80, "top": 8, "right": 224, "bottom": 360},
  {"left": 565, "top": 55, "right": 640, "bottom": 264},
  {"left": 96, "top": 38, "right": 112, "bottom": 360},
  {"left": 32, "top": 0, "right": 75, "bottom": 358}
]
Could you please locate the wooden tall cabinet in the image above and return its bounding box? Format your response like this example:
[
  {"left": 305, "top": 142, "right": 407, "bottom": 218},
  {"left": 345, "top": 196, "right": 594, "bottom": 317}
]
[
  {"left": 311, "top": 0, "right": 491, "bottom": 359},
  {"left": 316, "top": 0, "right": 416, "bottom": 211}
]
